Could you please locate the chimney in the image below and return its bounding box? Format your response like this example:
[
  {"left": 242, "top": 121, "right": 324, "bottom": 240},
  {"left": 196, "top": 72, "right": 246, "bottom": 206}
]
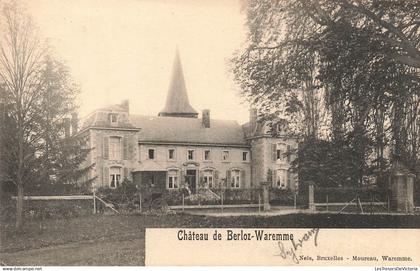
[
  {"left": 71, "top": 113, "right": 78, "bottom": 135},
  {"left": 121, "top": 99, "right": 129, "bottom": 112},
  {"left": 64, "top": 118, "right": 71, "bottom": 138},
  {"left": 202, "top": 109, "right": 210, "bottom": 128},
  {"left": 250, "top": 108, "right": 257, "bottom": 129}
]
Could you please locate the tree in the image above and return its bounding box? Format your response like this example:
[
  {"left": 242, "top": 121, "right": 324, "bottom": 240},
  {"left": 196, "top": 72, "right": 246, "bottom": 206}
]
[
  {"left": 232, "top": 0, "right": 420, "bottom": 187},
  {"left": 0, "top": 2, "right": 91, "bottom": 229},
  {"left": 0, "top": 2, "right": 46, "bottom": 229}
]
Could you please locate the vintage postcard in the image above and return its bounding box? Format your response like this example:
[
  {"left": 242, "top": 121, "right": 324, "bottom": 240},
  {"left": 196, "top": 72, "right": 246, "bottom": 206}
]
[{"left": 0, "top": 0, "right": 419, "bottom": 268}]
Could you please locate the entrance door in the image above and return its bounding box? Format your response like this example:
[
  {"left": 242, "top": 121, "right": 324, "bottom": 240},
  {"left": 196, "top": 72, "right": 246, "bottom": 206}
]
[{"left": 185, "top": 170, "right": 197, "bottom": 193}]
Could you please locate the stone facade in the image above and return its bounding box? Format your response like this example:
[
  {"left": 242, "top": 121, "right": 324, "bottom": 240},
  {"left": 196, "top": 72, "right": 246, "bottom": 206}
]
[
  {"left": 79, "top": 51, "right": 299, "bottom": 194},
  {"left": 138, "top": 144, "right": 251, "bottom": 190},
  {"left": 247, "top": 125, "right": 299, "bottom": 192}
]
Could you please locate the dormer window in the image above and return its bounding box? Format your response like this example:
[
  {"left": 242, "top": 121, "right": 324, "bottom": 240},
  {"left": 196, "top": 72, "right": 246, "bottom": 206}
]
[{"left": 109, "top": 113, "right": 118, "bottom": 124}]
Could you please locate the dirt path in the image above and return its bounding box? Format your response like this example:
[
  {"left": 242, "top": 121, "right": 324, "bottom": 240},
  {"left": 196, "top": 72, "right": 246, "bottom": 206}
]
[{"left": 0, "top": 238, "right": 145, "bottom": 266}]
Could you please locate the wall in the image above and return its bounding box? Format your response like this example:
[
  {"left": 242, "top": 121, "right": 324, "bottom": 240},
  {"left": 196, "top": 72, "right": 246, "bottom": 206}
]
[
  {"left": 90, "top": 128, "right": 139, "bottom": 188},
  {"left": 138, "top": 144, "right": 252, "bottom": 189},
  {"left": 250, "top": 138, "right": 266, "bottom": 187},
  {"left": 250, "top": 136, "right": 299, "bottom": 192}
]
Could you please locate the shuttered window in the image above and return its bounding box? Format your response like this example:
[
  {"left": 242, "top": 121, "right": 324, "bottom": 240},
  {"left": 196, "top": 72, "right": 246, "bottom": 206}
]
[{"left": 109, "top": 137, "right": 121, "bottom": 160}]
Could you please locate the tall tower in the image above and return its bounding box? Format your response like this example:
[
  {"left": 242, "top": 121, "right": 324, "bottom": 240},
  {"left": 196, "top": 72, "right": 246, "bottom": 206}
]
[{"left": 158, "top": 48, "right": 198, "bottom": 118}]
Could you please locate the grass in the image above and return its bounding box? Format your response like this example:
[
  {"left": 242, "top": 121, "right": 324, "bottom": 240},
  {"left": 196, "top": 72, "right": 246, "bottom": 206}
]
[{"left": 1, "top": 213, "right": 420, "bottom": 265}]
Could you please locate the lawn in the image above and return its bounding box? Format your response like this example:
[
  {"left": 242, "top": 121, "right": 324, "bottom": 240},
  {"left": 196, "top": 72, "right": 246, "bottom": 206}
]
[{"left": 1, "top": 213, "right": 420, "bottom": 265}]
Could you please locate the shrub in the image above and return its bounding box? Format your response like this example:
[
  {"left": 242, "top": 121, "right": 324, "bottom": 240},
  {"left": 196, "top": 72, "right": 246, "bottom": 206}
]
[
  {"left": 269, "top": 188, "right": 296, "bottom": 205},
  {"left": 97, "top": 180, "right": 138, "bottom": 207}
]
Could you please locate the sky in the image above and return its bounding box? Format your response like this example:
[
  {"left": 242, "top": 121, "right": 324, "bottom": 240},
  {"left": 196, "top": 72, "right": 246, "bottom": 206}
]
[{"left": 25, "top": 0, "right": 250, "bottom": 124}]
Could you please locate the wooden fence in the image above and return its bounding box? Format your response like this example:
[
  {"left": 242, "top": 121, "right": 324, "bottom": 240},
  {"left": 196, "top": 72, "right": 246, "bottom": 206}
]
[{"left": 12, "top": 194, "right": 119, "bottom": 214}]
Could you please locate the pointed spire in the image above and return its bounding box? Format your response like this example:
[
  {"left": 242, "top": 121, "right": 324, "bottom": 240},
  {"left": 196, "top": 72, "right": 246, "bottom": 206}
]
[{"left": 158, "top": 48, "right": 198, "bottom": 118}]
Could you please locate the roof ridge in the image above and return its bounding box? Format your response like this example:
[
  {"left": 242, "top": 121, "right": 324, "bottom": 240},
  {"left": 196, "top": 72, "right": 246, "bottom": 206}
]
[{"left": 129, "top": 114, "right": 240, "bottom": 124}]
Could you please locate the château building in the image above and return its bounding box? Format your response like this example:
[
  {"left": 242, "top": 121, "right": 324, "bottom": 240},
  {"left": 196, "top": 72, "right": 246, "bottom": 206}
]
[{"left": 78, "top": 50, "right": 299, "bottom": 193}]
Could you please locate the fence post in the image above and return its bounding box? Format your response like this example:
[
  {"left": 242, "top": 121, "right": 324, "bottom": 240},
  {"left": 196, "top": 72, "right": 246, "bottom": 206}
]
[
  {"left": 326, "top": 194, "right": 329, "bottom": 212},
  {"left": 136, "top": 185, "right": 142, "bottom": 213},
  {"left": 182, "top": 193, "right": 185, "bottom": 212},
  {"left": 260, "top": 182, "right": 271, "bottom": 211},
  {"left": 139, "top": 191, "right": 142, "bottom": 213},
  {"left": 294, "top": 193, "right": 297, "bottom": 210},
  {"left": 370, "top": 194, "right": 373, "bottom": 215},
  {"left": 93, "top": 189, "right": 96, "bottom": 214},
  {"left": 258, "top": 193, "right": 261, "bottom": 214},
  {"left": 221, "top": 193, "right": 224, "bottom": 213},
  {"left": 308, "top": 183, "right": 315, "bottom": 212},
  {"left": 387, "top": 195, "right": 390, "bottom": 213}
]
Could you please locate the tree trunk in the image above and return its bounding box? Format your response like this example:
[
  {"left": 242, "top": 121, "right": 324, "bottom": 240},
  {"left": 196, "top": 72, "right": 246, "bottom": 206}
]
[{"left": 15, "top": 183, "right": 24, "bottom": 230}]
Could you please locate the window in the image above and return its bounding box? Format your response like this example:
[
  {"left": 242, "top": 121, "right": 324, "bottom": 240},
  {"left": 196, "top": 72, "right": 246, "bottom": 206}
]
[
  {"left": 276, "top": 143, "right": 286, "bottom": 161},
  {"left": 230, "top": 170, "right": 240, "bottom": 188},
  {"left": 149, "top": 175, "right": 156, "bottom": 187},
  {"left": 110, "top": 167, "right": 121, "bottom": 188},
  {"left": 148, "top": 148, "right": 155, "bottom": 160},
  {"left": 187, "top": 149, "right": 195, "bottom": 160},
  {"left": 277, "top": 123, "right": 282, "bottom": 132},
  {"left": 168, "top": 148, "right": 176, "bottom": 160},
  {"left": 276, "top": 149, "right": 282, "bottom": 160},
  {"left": 286, "top": 145, "right": 291, "bottom": 163},
  {"left": 204, "top": 149, "right": 211, "bottom": 161},
  {"left": 203, "top": 170, "right": 214, "bottom": 188},
  {"left": 222, "top": 150, "right": 230, "bottom": 161},
  {"left": 109, "top": 137, "right": 121, "bottom": 160},
  {"left": 167, "top": 170, "right": 179, "bottom": 189},
  {"left": 274, "top": 169, "right": 287, "bottom": 189},
  {"left": 242, "top": 151, "right": 249, "bottom": 161},
  {"left": 109, "top": 113, "right": 118, "bottom": 124}
]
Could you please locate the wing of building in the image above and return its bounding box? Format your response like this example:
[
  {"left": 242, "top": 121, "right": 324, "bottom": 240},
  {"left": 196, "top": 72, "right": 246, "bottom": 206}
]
[{"left": 78, "top": 50, "right": 299, "bottom": 194}]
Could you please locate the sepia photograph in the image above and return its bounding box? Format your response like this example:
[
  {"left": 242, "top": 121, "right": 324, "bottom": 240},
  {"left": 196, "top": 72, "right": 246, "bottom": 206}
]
[{"left": 0, "top": 0, "right": 419, "bottom": 267}]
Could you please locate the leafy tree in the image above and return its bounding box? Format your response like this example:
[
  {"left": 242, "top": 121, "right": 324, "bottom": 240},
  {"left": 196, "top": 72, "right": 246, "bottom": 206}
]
[
  {"left": 296, "top": 138, "right": 359, "bottom": 188},
  {"left": 233, "top": 0, "right": 420, "bottom": 187},
  {"left": 0, "top": 2, "right": 92, "bottom": 229}
]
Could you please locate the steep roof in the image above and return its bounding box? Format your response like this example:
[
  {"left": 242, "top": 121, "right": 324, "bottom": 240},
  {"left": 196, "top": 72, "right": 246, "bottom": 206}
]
[
  {"left": 130, "top": 115, "right": 248, "bottom": 146},
  {"left": 81, "top": 103, "right": 135, "bottom": 130},
  {"left": 158, "top": 49, "right": 198, "bottom": 117}
]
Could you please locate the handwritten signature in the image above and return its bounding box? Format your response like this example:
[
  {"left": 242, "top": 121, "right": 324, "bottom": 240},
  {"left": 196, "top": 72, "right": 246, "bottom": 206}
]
[{"left": 274, "top": 228, "right": 320, "bottom": 264}]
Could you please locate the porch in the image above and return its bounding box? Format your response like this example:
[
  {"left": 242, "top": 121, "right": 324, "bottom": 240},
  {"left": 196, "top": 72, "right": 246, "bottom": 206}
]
[{"left": 132, "top": 161, "right": 201, "bottom": 194}]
